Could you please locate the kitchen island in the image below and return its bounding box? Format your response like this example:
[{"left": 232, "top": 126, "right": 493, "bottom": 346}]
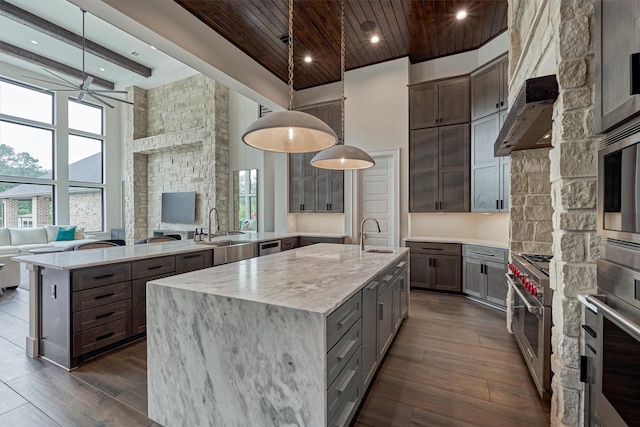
[{"left": 146, "top": 243, "right": 409, "bottom": 427}]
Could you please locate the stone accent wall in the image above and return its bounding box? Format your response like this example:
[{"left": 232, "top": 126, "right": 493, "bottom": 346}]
[
  {"left": 69, "top": 191, "right": 102, "bottom": 232},
  {"left": 33, "top": 196, "right": 51, "bottom": 227},
  {"left": 3, "top": 199, "right": 18, "bottom": 227},
  {"left": 508, "top": 0, "right": 601, "bottom": 425},
  {"left": 123, "top": 75, "right": 229, "bottom": 242},
  {"left": 509, "top": 148, "right": 552, "bottom": 254}
]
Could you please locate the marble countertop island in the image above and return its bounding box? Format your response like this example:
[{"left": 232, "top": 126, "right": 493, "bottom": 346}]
[{"left": 146, "top": 243, "right": 409, "bottom": 427}]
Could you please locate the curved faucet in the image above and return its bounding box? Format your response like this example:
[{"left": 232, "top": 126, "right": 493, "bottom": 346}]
[
  {"left": 208, "top": 207, "right": 219, "bottom": 242},
  {"left": 360, "top": 217, "right": 381, "bottom": 250}
]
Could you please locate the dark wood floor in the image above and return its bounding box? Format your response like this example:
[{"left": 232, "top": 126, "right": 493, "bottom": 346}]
[{"left": 0, "top": 288, "right": 550, "bottom": 426}]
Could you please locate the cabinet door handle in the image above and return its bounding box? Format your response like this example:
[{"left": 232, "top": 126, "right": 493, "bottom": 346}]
[
  {"left": 148, "top": 265, "right": 163, "bottom": 270},
  {"left": 337, "top": 339, "right": 356, "bottom": 360},
  {"left": 95, "top": 311, "right": 115, "bottom": 320},
  {"left": 582, "top": 324, "right": 597, "bottom": 338},
  {"left": 399, "top": 278, "right": 405, "bottom": 291},
  {"left": 496, "top": 199, "right": 499, "bottom": 210},
  {"left": 495, "top": 103, "right": 499, "bottom": 108},
  {"left": 337, "top": 311, "right": 356, "bottom": 328},
  {"left": 182, "top": 254, "right": 201, "bottom": 259},
  {"left": 379, "top": 302, "right": 384, "bottom": 320},
  {"left": 500, "top": 199, "right": 504, "bottom": 210},
  {"left": 397, "top": 261, "right": 407, "bottom": 268},
  {"left": 95, "top": 292, "right": 114, "bottom": 300},
  {"left": 500, "top": 101, "right": 504, "bottom": 107},
  {"left": 383, "top": 274, "right": 394, "bottom": 282},
  {"left": 337, "top": 368, "right": 357, "bottom": 394},
  {"left": 435, "top": 201, "right": 438, "bottom": 210},
  {"left": 300, "top": 204, "right": 303, "bottom": 211},
  {"left": 365, "top": 281, "right": 378, "bottom": 291},
  {"left": 439, "top": 201, "right": 443, "bottom": 210},
  {"left": 580, "top": 355, "right": 588, "bottom": 383},
  {"left": 94, "top": 273, "right": 114, "bottom": 280},
  {"left": 95, "top": 332, "right": 115, "bottom": 342}
]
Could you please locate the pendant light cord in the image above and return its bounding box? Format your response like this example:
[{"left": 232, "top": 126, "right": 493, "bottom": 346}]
[
  {"left": 340, "top": 0, "right": 345, "bottom": 145},
  {"left": 288, "top": 0, "right": 294, "bottom": 111}
]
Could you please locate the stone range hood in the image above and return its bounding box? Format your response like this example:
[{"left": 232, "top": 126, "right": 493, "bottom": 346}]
[{"left": 494, "top": 75, "right": 559, "bottom": 156}]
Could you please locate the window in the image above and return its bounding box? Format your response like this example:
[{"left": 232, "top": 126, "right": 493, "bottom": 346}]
[
  {"left": 0, "top": 79, "right": 53, "bottom": 124},
  {"left": 68, "top": 99, "right": 102, "bottom": 134},
  {"left": 68, "top": 135, "right": 103, "bottom": 183}
]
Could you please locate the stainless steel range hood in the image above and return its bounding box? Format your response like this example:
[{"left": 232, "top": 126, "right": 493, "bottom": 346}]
[{"left": 494, "top": 75, "right": 559, "bottom": 156}]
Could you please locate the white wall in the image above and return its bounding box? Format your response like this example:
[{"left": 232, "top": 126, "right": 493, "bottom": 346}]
[{"left": 409, "top": 213, "right": 509, "bottom": 243}]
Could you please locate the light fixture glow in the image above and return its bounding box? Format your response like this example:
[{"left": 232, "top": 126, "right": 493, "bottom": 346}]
[
  {"left": 99, "top": 67, "right": 106, "bottom": 72},
  {"left": 304, "top": 55, "right": 312, "bottom": 63},
  {"left": 150, "top": 45, "right": 157, "bottom": 50},
  {"left": 241, "top": 0, "right": 337, "bottom": 153},
  {"left": 456, "top": 10, "right": 467, "bottom": 20},
  {"left": 370, "top": 35, "right": 380, "bottom": 44},
  {"left": 310, "top": 0, "right": 375, "bottom": 171},
  {"left": 30, "top": 40, "right": 38, "bottom": 45}
]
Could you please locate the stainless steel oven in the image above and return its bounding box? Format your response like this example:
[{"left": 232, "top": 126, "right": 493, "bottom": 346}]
[
  {"left": 585, "top": 259, "right": 640, "bottom": 426},
  {"left": 506, "top": 253, "right": 553, "bottom": 400}
]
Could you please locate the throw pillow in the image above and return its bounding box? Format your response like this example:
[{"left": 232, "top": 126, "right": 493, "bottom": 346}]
[
  {"left": 75, "top": 227, "right": 85, "bottom": 240},
  {"left": 56, "top": 226, "right": 77, "bottom": 241}
]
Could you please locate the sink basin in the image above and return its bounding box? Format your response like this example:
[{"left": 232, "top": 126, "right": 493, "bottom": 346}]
[
  {"left": 365, "top": 248, "right": 394, "bottom": 254},
  {"left": 211, "top": 241, "right": 256, "bottom": 265}
]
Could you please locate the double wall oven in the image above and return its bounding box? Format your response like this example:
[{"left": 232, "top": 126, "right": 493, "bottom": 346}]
[{"left": 506, "top": 253, "right": 553, "bottom": 400}]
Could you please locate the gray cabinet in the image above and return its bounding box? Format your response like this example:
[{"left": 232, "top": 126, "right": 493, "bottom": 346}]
[
  {"left": 471, "top": 113, "right": 510, "bottom": 212},
  {"left": 462, "top": 244, "right": 508, "bottom": 308},
  {"left": 410, "top": 76, "right": 470, "bottom": 129},
  {"left": 407, "top": 241, "right": 462, "bottom": 292},
  {"left": 289, "top": 102, "right": 344, "bottom": 213},
  {"left": 361, "top": 279, "right": 379, "bottom": 388},
  {"left": 595, "top": 0, "right": 640, "bottom": 133},
  {"left": 410, "top": 124, "right": 470, "bottom": 212},
  {"left": 471, "top": 57, "right": 508, "bottom": 121}
]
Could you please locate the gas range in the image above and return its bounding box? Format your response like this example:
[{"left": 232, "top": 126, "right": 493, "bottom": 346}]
[{"left": 508, "top": 253, "right": 553, "bottom": 306}]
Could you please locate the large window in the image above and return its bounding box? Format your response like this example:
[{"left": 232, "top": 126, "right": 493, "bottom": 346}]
[{"left": 0, "top": 77, "right": 105, "bottom": 231}]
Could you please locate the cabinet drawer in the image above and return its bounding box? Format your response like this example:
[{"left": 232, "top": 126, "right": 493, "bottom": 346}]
[
  {"left": 406, "top": 241, "right": 461, "bottom": 256},
  {"left": 132, "top": 256, "right": 175, "bottom": 279},
  {"left": 327, "top": 292, "right": 361, "bottom": 350},
  {"left": 327, "top": 372, "right": 362, "bottom": 427},
  {"left": 72, "top": 317, "right": 131, "bottom": 357},
  {"left": 72, "top": 300, "right": 131, "bottom": 333},
  {"left": 327, "top": 319, "right": 361, "bottom": 386},
  {"left": 327, "top": 348, "right": 361, "bottom": 422},
  {"left": 280, "top": 237, "right": 298, "bottom": 251},
  {"left": 72, "top": 282, "right": 131, "bottom": 312},
  {"left": 378, "top": 268, "right": 396, "bottom": 295},
  {"left": 462, "top": 244, "right": 507, "bottom": 262},
  {"left": 72, "top": 263, "right": 131, "bottom": 291},
  {"left": 175, "top": 250, "right": 212, "bottom": 274}
]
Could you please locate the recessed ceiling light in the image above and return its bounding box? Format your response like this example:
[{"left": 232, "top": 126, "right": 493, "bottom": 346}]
[
  {"left": 150, "top": 45, "right": 157, "bottom": 50},
  {"left": 370, "top": 35, "right": 380, "bottom": 44},
  {"left": 304, "top": 55, "right": 312, "bottom": 63},
  {"left": 99, "top": 67, "right": 106, "bottom": 72},
  {"left": 456, "top": 10, "right": 467, "bottom": 20},
  {"left": 30, "top": 40, "right": 38, "bottom": 45}
]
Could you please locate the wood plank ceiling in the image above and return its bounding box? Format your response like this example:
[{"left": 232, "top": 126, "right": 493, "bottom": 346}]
[{"left": 175, "top": 0, "right": 508, "bottom": 90}]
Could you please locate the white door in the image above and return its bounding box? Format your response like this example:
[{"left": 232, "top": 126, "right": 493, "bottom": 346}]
[{"left": 358, "top": 150, "right": 399, "bottom": 247}]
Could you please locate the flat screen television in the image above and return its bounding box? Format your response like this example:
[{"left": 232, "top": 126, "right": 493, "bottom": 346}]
[{"left": 161, "top": 191, "right": 196, "bottom": 224}]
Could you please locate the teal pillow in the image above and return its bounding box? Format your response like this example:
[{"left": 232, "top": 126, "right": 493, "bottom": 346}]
[{"left": 56, "top": 226, "right": 76, "bottom": 241}]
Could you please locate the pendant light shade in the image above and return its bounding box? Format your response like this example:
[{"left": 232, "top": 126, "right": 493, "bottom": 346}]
[
  {"left": 241, "top": 0, "right": 337, "bottom": 153},
  {"left": 310, "top": 0, "right": 375, "bottom": 170},
  {"left": 310, "top": 144, "right": 375, "bottom": 170},
  {"left": 242, "top": 110, "right": 337, "bottom": 153}
]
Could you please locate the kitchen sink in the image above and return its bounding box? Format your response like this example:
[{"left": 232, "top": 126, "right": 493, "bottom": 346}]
[
  {"left": 209, "top": 240, "right": 257, "bottom": 265},
  {"left": 365, "top": 248, "right": 394, "bottom": 254}
]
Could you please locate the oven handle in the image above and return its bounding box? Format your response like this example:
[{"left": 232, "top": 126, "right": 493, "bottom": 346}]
[
  {"left": 586, "top": 295, "right": 640, "bottom": 341},
  {"left": 506, "top": 273, "right": 543, "bottom": 315}
]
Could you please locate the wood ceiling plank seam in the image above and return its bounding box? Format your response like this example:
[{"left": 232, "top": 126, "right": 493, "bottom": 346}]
[
  {"left": 344, "top": 1, "right": 376, "bottom": 69},
  {"left": 444, "top": 1, "right": 458, "bottom": 55},
  {"left": 471, "top": 1, "right": 488, "bottom": 47},
  {"left": 481, "top": 1, "right": 498, "bottom": 44},
  {"left": 452, "top": 1, "right": 466, "bottom": 53},
  {"left": 388, "top": 0, "right": 411, "bottom": 50},
  {"left": 424, "top": 0, "right": 439, "bottom": 62},
  {"left": 357, "top": 0, "right": 392, "bottom": 63},
  {"left": 380, "top": 0, "right": 408, "bottom": 57},
  {"left": 461, "top": 2, "right": 476, "bottom": 51},
  {"left": 367, "top": 1, "right": 400, "bottom": 60},
  {"left": 408, "top": 0, "right": 434, "bottom": 63},
  {"left": 344, "top": 13, "right": 368, "bottom": 70},
  {"left": 433, "top": 0, "right": 448, "bottom": 60},
  {"left": 491, "top": 1, "right": 508, "bottom": 37}
]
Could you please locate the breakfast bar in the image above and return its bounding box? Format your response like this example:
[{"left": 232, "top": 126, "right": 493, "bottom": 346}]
[{"left": 146, "top": 243, "right": 409, "bottom": 427}]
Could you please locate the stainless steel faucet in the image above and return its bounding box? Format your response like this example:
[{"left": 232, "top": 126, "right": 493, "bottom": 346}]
[
  {"left": 360, "top": 217, "right": 381, "bottom": 250},
  {"left": 208, "top": 207, "right": 219, "bottom": 242}
]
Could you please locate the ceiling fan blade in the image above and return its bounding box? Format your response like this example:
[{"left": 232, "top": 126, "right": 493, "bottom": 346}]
[
  {"left": 87, "top": 90, "right": 129, "bottom": 94},
  {"left": 90, "top": 91, "right": 133, "bottom": 105},
  {"left": 20, "top": 75, "right": 77, "bottom": 90},
  {"left": 77, "top": 91, "right": 86, "bottom": 102},
  {"left": 81, "top": 76, "right": 94, "bottom": 91},
  {"left": 41, "top": 68, "right": 80, "bottom": 88},
  {"left": 86, "top": 92, "right": 115, "bottom": 108}
]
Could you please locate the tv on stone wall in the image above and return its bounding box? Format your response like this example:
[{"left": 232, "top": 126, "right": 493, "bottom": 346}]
[{"left": 161, "top": 191, "right": 196, "bottom": 224}]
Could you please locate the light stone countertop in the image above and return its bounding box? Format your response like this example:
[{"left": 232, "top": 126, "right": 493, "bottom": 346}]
[
  {"left": 11, "top": 232, "right": 348, "bottom": 270},
  {"left": 148, "top": 243, "right": 409, "bottom": 315},
  {"left": 403, "top": 236, "right": 508, "bottom": 250}
]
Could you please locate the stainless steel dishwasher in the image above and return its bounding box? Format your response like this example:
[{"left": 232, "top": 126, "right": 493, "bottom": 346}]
[{"left": 258, "top": 240, "right": 281, "bottom": 256}]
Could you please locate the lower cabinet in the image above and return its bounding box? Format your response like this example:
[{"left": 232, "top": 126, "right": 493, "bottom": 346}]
[
  {"left": 407, "top": 241, "right": 462, "bottom": 292},
  {"left": 298, "top": 236, "right": 346, "bottom": 247},
  {"left": 326, "top": 253, "right": 408, "bottom": 426},
  {"left": 462, "top": 244, "right": 508, "bottom": 308}
]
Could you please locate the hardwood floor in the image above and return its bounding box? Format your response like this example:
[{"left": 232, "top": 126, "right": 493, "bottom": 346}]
[{"left": 0, "top": 288, "right": 550, "bottom": 426}]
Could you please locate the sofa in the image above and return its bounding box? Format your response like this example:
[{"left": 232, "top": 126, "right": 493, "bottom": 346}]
[{"left": 0, "top": 226, "right": 96, "bottom": 289}]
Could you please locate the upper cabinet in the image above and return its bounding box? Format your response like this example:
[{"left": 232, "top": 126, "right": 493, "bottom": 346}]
[
  {"left": 471, "top": 56, "right": 508, "bottom": 121},
  {"left": 289, "top": 102, "right": 344, "bottom": 214},
  {"left": 595, "top": 0, "right": 640, "bottom": 133},
  {"left": 410, "top": 76, "right": 470, "bottom": 129}
]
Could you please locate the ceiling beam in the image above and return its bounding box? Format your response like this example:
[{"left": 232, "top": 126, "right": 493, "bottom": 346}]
[
  {"left": 0, "top": 40, "right": 115, "bottom": 89},
  {"left": 0, "top": 0, "right": 152, "bottom": 77}
]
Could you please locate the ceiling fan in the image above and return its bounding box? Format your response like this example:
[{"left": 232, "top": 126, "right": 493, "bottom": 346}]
[{"left": 24, "top": 9, "right": 132, "bottom": 108}]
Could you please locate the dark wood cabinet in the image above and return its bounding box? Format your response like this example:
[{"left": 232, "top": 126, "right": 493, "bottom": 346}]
[
  {"left": 289, "top": 102, "right": 344, "bottom": 213},
  {"left": 410, "top": 77, "right": 470, "bottom": 129},
  {"left": 410, "top": 124, "right": 470, "bottom": 212},
  {"left": 471, "top": 57, "right": 508, "bottom": 121},
  {"left": 175, "top": 250, "right": 213, "bottom": 274},
  {"left": 297, "top": 235, "right": 346, "bottom": 247},
  {"left": 280, "top": 237, "right": 298, "bottom": 251},
  {"left": 595, "top": 0, "right": 640, "bottom": 133},
  {"left": 462, "top": 245, "right": 508, "bottom": 309},
  {"left": 471, "top": 113, "right": 510, "bottom": 212},
  {"left": 407, "top": 241, "right": 462, "bottom": 292}
]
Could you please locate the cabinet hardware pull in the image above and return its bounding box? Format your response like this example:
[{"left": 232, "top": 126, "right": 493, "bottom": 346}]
[
  {"left": 383, "top": 275, "right": 394, "bottom": 282},
  {"left": 379, "top": 302, "right": 384, "bottom": 320},
  {"left": 365, "top": 281, "right": 378, "bottom": 290},
  {"left": 300, "top": 204, "right": 303, "bottom": 211},
  {"left": 399, "top": 278, "right": 405, "bottom": 291},
  {"left": 422, "top": 247, "right": 443, "bottom": 251},
  {"left": 183, "top": 254, "right": 201, "bottom": 259},
  {"left": 337, "top": 311, "right": 356, "bottom": 328},
  {"left": 94, "top": 273, "right": 114, "bottom": 280},
  {"left": 495, "top": 103, "right": 499, "bottom": 108},
  {"left": 435, "top": 201, "right": 438, "bottom": 210},
  {"left": 337, "top": 369, "right": 357, "bottom": 394},
  {"left": 95, "top": 332, "right": 115, "bottom": 341},
  {"left": 95, "top": 311, "right": 115, "bottom": 320},
  {"left": 148, "top": 265, "right": 163, "bottom": 270},
  {"left": 501, "top": 199, "right": 504, "bottom": 210},
  {"left": 580, "top": 355, "right": 588, "bottom": 383},
  {"left": 334, "top": 401, "right": 357, "bottom": 427},
  {"left": 500, "top": 101, "right": 504, "bottom": 106},
  {"left": 95, "top": 293, "right": 114, "bottom": 300},
  {"left": 439, "top": 201, "right": 442, "bottom": 210},
  {"left": 496, "top": 200, "right": 499, "bottom": 210},
  {"left": 397, "top": 261, "right": 406, "bottom": 268},
  {"left": 337, "top": 339, "right": 356, "bottom": 360},
  {"left": 586, "top": 343, "right": 597, "bottom": 354},
  {"left": 582, "top": 324, "right": 597, "bottom": 338}
]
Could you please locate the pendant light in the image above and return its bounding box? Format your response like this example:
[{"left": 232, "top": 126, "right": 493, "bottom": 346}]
[
  {"left": 242, "top": 0, "right": 337, "bottom": 153},
  {"left": 310, "top": 0, "right": 375, "bottom": 170}
]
